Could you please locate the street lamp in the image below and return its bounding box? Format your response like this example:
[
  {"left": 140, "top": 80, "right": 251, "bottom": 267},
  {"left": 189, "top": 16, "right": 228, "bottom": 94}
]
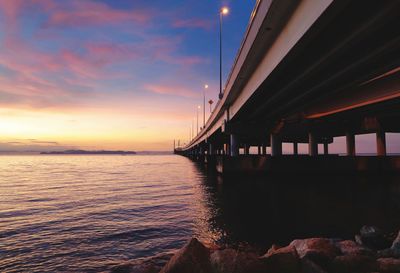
[
  {"left": 197, "top": 105, "right": 200, "bottom": 134},
  {"left": 208, "top": 99, "right": 214, "bottom": 113},
  {"left": 219, "top": 6, "right": 229, "bottom": 100},
  {"left": 203, "top": 84, "right": 208, "bottom": 128}
]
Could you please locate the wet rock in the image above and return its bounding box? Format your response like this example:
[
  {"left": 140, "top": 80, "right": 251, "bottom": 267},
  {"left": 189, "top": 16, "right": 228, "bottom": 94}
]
[
  {"left": 378, "top": 248, "right": 396, "bottom": 258},
  {"left": 330, "top": 254, "right": 377, "bottom": 273},
  {"left": 261, "top": 244, "right": 300, "bottom": 273},
  {"left": 159, "top": 238, "right": 212, "bottom": 273},
  {"left": 377, "top": 258, "right": 400, "bottom": 273},
  {"left": 210, "top": 248, "right": 265, "bottom": 273},
  {"left": 300, "top": 258, "right": 328, "bottom": 273},
  {"left": 290, "top": 238, "right": 340, "bottom": 265},
  {"left": 336, "top": 240, "right": 375, "bottom": 256},
  {"left": 359, "top": 225, "right": 391, "bottom": 250},
  {"left": 391, "top": 231, "right": 400, "bottom": 256}
]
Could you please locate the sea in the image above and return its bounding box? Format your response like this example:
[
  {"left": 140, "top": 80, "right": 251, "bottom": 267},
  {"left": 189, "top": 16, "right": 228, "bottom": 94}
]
[{"left": 1, "top": 154, "right": 400, "bottom": 272}]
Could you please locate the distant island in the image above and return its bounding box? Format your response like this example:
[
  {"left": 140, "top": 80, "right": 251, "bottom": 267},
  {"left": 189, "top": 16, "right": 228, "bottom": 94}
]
[{"left": 40, "top": 150, "right": 136, "bottom": 155}]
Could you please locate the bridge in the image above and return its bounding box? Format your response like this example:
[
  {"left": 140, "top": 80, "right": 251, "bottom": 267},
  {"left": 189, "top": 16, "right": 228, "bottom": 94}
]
[{"left": 175, "top": 0, "right": 400, "bottom": 174}]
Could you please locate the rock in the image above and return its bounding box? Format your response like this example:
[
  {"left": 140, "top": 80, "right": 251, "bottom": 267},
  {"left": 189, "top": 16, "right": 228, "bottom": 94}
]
[
  {"left": 210, "top": 248, "right": 265, "bottom": 273},
  {"left": 300, "top": 258, "right": 328, "bottom": 273},
  {"left": 336, "top": 240, "right": 375, "bottom": 256},
  {"left": 159, "top": 238, "right": 212, "bottom": 273},
  {"left": 290, "top": 238, "right": 340, "bottom": 265},
  {"left": 378, "top": 248, "right": 396, "bottom": 258},
  {"left": 391, "top": 231, "right": 400, "bottom": 257},
  {"left": 261, "top": 244, "right": 300, "bottom": 273},
  {"left": 359, "top": 225, "right": 391, "bottom": 250},
  {"left": 330, "top": 255, "right": 377, "bottom": 273},
  {"left": 377, "top": 258, "right": 400, "bottom": 273}
]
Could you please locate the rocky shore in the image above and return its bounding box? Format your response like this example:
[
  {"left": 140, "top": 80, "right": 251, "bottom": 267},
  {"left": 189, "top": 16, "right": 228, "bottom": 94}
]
[{"left": 111, "top": 226, "right": 400, "bottom": 273}]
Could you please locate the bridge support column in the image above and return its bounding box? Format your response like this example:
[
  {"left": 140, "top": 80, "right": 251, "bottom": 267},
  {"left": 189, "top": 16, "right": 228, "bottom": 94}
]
[
  {"left": 244, "top": 144, "right": 250, "bottom": 155},
  {"left": 323, "top": 142, "right": 329, "bottom": 155},
  {"left": 308, "top": 132, "right": 318, "bottom": 156},
  {"left": 346, "top": 132, "right": 356, "bottom": 156},
  {"left": 208, "top": 143, "right": 214, "bottom": 155},
  {"left": 262, "top": 144, "right": 267, "bottom": 155},
  {"left": 376, "top": 131, "right": 386, "bottom": 156},
  {"left": 270, "top": 134, "right": 282, "bottom": 156},
  {"left": 230, "top": 134, "right": 239, "bottom": 157},
  {"left": 258, "top": 146, "right": 261, "bottom": 155},
  {"left": 293, "top": 142, "right": 298, "bottom": 155}
]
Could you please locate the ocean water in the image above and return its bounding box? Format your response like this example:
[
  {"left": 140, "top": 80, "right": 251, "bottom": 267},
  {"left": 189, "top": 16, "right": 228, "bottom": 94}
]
[
  {"left": 1, "top": 155, "right": 400, "bottom": 272},
  {"left": 0, "top": 155, "right": 218, "bottom": 272}
]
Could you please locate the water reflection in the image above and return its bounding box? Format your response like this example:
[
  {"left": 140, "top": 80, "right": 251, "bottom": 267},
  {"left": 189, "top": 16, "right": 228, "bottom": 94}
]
[{"left": 193, "top": 160, "right": 400, "bottom": 249}]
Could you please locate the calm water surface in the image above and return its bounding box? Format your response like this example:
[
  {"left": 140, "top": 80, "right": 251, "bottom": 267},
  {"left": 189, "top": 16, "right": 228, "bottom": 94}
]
[{"left": 1, "top": 155, "right": 400, "bottom": 272}]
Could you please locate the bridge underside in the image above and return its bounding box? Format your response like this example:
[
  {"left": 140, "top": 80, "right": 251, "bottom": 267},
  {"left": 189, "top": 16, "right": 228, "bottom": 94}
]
[
  {"left": 229, "top": 0, "right": 400, "bottom": 143},
  {"left": 178, "top": 0, "right": 400, "bottom": 162}
]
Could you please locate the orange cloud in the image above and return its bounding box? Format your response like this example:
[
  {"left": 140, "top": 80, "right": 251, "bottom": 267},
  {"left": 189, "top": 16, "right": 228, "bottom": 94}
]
[{"left": 145, "top": 84, "right": 200, "bottom": 98}]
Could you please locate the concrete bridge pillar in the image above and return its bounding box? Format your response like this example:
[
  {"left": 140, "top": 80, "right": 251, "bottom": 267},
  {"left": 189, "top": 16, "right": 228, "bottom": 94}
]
[
  {"left": 258, "top": 146, "right": 261, "bottom": 155},
  {"left": 230, "top": 134, "right": 239, "bottom": 157},
  {"left": 323, "top": 142, "right": 329, "bottom": 155},
  {"left": 346, "top": 132, "right": 356, "bottom": 156},
  {"left": 262, "top": 144, "right": 267, "bottom": 155},
  {"left": 293, "top": 142, "right": 298, "bottom": 155},
  {"left": 376, "top": 131, "right": 386, "bottom": 156},
  {"left": 270, "top": 134, "right": 282, "bottom": 156},
  {"left": 308, "top": 132, "right": 318, "bottom": 156},
  {"left": 244, "top": 144, "right": 250, "bottom": 155},
  {"left": 208, "top": 143, "right": 214, "bottom": 155}
]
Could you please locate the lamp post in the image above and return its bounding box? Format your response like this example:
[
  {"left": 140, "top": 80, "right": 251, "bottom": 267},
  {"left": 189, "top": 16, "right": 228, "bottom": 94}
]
[
  {"left": 219, "top": 7, "right": 229, "bottom": 100},
  {"left": 203, "top": 84, "right": 208, "bottom": 128},
  {"left": 208, "top": 99, "right": 214, "bottom": 113},
  {"left": 197, "top": 105, "right": 200, "bottom": 135}
]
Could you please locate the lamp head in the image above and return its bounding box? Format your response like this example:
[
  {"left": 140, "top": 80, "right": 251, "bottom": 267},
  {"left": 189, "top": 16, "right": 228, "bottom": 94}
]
[{"left": 221, "top": 7, "right": 229, "bottom": 15}]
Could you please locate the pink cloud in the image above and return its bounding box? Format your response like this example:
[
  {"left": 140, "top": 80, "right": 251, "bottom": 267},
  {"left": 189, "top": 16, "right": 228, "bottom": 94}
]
[
  {"left": 145, "top": 84, "right": 200, "bottom": 98},
  {"left": 172, "top": 18, "right": 212, "bottom": 30},
  {"left": 45, "top": 1, "right": 151, "bottom": 28}
]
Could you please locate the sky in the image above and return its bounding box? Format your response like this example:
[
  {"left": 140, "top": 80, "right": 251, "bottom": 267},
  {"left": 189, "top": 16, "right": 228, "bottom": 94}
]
[
  {"left": 0, "top": 0, "right": 398, "bottom": 153},
  {"left": 0, "top": 0, "right": 256, "bottom": 151}
]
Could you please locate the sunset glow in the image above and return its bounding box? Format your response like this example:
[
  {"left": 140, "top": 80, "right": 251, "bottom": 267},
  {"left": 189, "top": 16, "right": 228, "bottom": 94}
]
[{"left": 0, "top": 0, "right": 255, "bottom": 151}]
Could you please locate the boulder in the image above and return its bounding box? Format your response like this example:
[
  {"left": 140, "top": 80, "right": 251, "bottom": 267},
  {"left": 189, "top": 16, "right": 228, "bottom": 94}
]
[
  {"left": 330, "top": 254, "right": 377, "bottom": 273},
  {"left": 336, "top": 240, "right": 375, "bottom": 257},
  {"left": 210, "top": 248, "right": 265, "bottom": 273},
  {"left": 391, "top": 230, "right": 400, "bottom": 257},
  {"left": 359, "top": 225, "right": 391, "bottom": 250},
  {"left": 378, "top": 248, "right": 396, "bottom": 258},
  {"left": 159, "top": 238, "right": 212, "bottom": 273},
  {"left": 300, "top": 258, "right": 328, "bottom": 273},
  {"left": 377, "top": 258, "right": 400, "bottom": 273},
  {"left": 261, "top": 244, "right": 300, "bottom": 273},
  {"left": 290, "top": 238, "right": 340, "bottom": 265}
]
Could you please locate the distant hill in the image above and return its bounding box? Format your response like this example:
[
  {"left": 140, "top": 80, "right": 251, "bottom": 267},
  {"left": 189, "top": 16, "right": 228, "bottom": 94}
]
[{"left": 40, "top": 150, "right": 136, "bottom": 155}]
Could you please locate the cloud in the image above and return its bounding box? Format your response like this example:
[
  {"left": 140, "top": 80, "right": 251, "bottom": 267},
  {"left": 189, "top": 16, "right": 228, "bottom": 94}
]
[
  {"left": 44, "top": 1, "right": 151, "bottom": 28},
  {"left": 145, "top": 84, "right": 200, "bottom": 98},
  {"left": 172, "top": 18, "right": 212, "bottom": 30},
  {"left": 0, "top": 138, "right": 73, "bottom": 152}
]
